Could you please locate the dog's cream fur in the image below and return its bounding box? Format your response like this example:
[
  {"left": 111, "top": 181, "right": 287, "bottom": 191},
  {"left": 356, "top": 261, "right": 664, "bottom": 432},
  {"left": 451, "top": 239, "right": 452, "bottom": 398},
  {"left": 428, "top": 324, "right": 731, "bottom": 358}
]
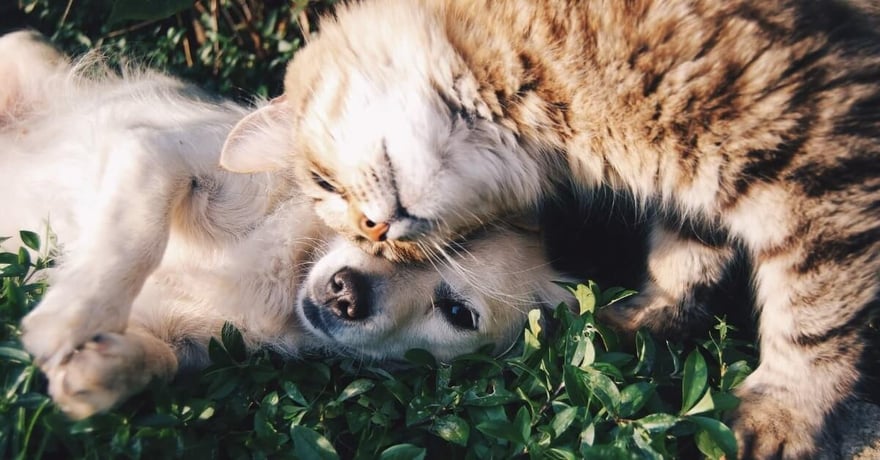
[{"left": 1, "top": 31, "right": 574, "bottom": 419}]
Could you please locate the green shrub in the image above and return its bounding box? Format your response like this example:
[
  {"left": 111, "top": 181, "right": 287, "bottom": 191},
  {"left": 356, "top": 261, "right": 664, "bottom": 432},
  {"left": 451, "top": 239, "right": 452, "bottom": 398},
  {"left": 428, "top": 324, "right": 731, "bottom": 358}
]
[
  {"left": 12, "top": 0, "right": 336, "bottom": 99},
  {"left": 0, "top": 234, "right": 756, "bottom": 459}
]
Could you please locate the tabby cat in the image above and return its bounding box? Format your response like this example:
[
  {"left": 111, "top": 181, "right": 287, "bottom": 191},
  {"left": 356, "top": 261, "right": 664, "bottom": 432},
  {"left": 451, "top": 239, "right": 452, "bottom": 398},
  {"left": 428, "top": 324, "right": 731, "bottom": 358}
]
[{"left": 220, "top": 0, "right": 880, "bottom": 457}]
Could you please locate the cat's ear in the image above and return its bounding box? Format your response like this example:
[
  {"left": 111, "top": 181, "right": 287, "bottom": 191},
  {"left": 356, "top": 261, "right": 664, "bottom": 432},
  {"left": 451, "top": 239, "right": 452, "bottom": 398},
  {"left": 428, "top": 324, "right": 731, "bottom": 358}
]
[{"left": 220, "top": 95, "right": 293, "bottom": 173}]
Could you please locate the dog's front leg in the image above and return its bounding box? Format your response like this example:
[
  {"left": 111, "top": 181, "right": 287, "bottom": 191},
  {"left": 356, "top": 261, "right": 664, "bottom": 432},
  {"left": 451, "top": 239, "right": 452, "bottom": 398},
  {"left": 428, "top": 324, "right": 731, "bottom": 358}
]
[
  {"left": 46, "top": 327, "right": 178, "bottom": 419},
  {"left": 21, "top": 136, "right": 192, "bottom": 371}
]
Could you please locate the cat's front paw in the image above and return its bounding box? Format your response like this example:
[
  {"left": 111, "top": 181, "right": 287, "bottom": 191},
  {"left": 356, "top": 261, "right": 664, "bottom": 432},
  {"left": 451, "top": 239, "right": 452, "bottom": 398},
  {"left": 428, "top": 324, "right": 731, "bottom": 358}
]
[
  {"left": 597, "top": 290, "right": 709, "bottom": 339},
  {"left": 46, "top": 333, "right": 153, "bottom": 419},
  {"left": 728, "top": 390, "right": 822, "bottom": 460}
]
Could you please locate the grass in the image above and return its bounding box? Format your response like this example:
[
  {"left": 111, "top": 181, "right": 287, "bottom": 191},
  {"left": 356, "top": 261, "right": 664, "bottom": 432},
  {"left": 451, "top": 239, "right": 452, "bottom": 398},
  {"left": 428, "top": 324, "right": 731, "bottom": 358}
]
[
  {"left": 3, "top": 1, "right": 759, "bottom": 458},
  {"left": 0, "top": 231, "right": 758, "bottom": 459}
]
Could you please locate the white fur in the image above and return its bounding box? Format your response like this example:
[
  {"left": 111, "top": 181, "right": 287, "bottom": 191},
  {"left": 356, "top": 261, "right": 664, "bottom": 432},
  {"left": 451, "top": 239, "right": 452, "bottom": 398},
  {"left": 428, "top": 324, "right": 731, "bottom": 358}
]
[{"left": 0, "top": 31, "right": 574, "bottom": 419}]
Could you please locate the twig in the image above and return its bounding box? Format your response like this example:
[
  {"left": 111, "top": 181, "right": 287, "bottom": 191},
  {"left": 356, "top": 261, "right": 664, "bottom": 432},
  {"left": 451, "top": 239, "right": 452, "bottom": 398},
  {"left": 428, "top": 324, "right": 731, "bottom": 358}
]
[
  {"left": 176, "top": 13, "right": 194, "bottom": 68},
  {"left": 211, "top": 0, "right": 220, "bottom": 75},
  {"left": 58, "top": 0, "right": 74, "bottom": 28},
  {"left": 105, "top": 19, "right": 161, "bottom": 39}
]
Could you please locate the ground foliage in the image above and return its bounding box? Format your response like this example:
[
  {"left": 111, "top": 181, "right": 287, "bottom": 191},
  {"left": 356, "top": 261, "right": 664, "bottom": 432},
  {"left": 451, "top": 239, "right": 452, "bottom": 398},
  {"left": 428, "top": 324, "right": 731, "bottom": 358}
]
[
  {"left": 0, "top": 232, "right": 756, "bottom": 459},
  {"left": 7, "top": 0, "right": 336, "bottom": 100}
]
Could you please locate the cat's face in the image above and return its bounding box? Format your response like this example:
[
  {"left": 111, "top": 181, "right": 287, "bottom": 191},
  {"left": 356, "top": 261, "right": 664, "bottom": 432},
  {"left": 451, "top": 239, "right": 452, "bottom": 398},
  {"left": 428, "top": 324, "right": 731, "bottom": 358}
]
[
  {"left": 221, "top": 79, "right": 542, "bottom": 261},
  {"left": 292, "top": 82, "right": 539, "bottom": 261},
  {"left": 220, "top": 13, "right": 545, "bottom": 262},
  {"left": 296, "top": 226, "right": 573, "bottom": 362}
]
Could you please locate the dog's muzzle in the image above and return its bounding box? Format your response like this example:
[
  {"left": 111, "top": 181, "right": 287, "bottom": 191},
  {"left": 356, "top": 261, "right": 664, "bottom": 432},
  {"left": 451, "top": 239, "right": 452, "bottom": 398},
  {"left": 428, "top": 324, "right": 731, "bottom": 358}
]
[{"left": 302, "top": 267, "right": 373, "bottom": 337}]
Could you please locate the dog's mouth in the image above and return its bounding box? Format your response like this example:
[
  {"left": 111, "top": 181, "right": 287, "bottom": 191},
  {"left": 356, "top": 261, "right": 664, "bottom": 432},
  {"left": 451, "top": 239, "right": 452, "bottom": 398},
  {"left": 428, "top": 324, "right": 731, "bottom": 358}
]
[{"left": 300, "top": 296, "right": 336, "bottom": 339}]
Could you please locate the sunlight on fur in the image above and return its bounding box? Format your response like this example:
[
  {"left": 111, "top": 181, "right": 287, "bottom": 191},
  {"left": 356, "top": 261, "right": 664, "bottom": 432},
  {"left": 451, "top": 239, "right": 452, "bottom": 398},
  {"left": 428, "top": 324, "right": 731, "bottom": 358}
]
[{"left": 0, "top": 30, "right": 575, "bottom": 420}]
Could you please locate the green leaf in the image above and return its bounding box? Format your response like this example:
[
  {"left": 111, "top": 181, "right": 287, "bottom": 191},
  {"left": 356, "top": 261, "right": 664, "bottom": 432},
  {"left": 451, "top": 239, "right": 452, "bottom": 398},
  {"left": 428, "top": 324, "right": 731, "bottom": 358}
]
[
  {"left": 580, "top": 444, "right": 641, "bottom": 459},
  {"left": 523, "top": 308, "right": 543, "bottom": 358},
  {"left": 431, "top": 415, "right": 470, "bottom": 446},
  {"left": 290, "top": 425, "right": 339, "bottom": 460},
  {"left": 475, "top": 419, "right": 525, "bottom": 445},
  {"left": 720, "top": 360, "right": 753, "bottom": 391},
  {"left": 711, "top": 392, "right": 741, "bottom": 412},
  {"left": 107, "top": 0, "right": 193, "bottom": 25},
  {"left": 571, "top": 283, "right": 597, "bottom": 314},
  {"left": 636, "top": 413, "right": 680, "bottom": 433},
  {"left": 404, "top": 348, "right": 437, "bottom": 368},
  {"left": 570, "top": 332, "right": 596, "bottom": 368},
  {"left": 514, "top": 406, "right": 531, "bottom": 444},
  {"left": 619, "top": 382, "right": 655, "bottom": 418},
  {"left": 600, "top": 286, "right": 638, "bottom": 306},
  {"left": 0, "top": 252, "right": 18, "bottom": 265},
  {"left": 379, "top": 444, "right": 426, "bottom": 460},
  {"left": 220, "top": 322, "right": 247, "bottom": 362},
  {"left": 579, "top": 421, "right": 596, "bottom": 448},
  {"left": 680, "top": 350, "right": 708, "bottom": 415},
  {"left": 631, "top": 329, "right": 656, "bottom": 376},
  {"left": 19, "top": 231, "right": 40, "bottom": 251},
  {"left": 336, "top": 378, "right": 374, "bottom": 403},
  {"left": 0, "top": 346, "right": 31, "bottom": 363},
  {"left": 565, "top": 366, "right": 620, "bottom": 416},
  {"left": 282, "top": 381, "right": 309, "bottom": 407},
  {"left": 207, "top": 337, "right": 232, "bottom": 365},
  {"left": 686, "top": 416, "right": 737, "bottom": 459},
  {"left": 683, "top": 389, "right": 715, "bottom": 416},
  {"left": 461, "top": 386, "right": 518, "bottom": 406},
  {"left": 18, "top": 247, "right": 31, "bottom": 268},
  {"left": 550, "top": 405, "right": 578, "bottom": 438},
  {"left": 545, "top": 447, "right": 578, "bottom": 460}
]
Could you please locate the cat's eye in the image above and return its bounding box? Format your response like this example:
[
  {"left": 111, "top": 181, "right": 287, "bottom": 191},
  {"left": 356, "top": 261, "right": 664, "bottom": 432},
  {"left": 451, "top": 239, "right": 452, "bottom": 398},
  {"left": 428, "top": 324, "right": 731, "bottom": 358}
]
[
  {"left": 311, "top": 171, "right": 338, "bottom": 193},
  {"left": 434, "top": 286, "right": 479, "bottom": 331}
]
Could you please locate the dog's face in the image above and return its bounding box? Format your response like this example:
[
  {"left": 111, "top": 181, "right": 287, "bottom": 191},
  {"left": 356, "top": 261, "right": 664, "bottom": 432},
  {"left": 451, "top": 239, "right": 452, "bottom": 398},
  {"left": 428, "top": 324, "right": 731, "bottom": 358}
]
[{"left": 296, "top": 226, "right": 574, "bottom": 362}]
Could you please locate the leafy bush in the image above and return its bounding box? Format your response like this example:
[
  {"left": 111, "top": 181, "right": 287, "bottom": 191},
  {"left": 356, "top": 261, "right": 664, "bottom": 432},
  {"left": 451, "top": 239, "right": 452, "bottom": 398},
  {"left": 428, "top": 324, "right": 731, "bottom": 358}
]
[{"left": 0, "top": 234, "right": 757, "bottom": 459}]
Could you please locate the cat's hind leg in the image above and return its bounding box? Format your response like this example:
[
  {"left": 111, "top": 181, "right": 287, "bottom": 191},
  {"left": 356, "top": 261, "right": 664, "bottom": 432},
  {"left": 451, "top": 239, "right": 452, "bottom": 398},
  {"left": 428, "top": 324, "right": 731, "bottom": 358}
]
[{"left": 730, "top": 232, "right": 878, "bottom": 459}]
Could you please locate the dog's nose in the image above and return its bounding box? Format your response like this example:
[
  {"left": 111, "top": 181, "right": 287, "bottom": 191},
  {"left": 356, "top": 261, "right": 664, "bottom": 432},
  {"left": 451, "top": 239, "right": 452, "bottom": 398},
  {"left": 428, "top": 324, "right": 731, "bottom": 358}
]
[{"left": 323, "top": 268, "right": 371, "bottom": 320}]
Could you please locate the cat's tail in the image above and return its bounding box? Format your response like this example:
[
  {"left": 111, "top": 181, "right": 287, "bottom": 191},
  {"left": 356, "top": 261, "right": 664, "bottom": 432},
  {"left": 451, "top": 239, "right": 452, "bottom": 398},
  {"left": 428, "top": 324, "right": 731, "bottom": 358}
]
[{"left": 0, "top": 30, "right": 70, "bottom": 125}]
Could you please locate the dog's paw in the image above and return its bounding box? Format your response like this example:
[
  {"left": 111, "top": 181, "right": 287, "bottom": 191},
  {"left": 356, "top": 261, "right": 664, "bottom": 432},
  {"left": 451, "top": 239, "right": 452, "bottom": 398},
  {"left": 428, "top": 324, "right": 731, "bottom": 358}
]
[
  {"left": 46, "top": 332, "right": 154, "bottom": 419},
  {"left": 728, "top": 390, "right": 821, "bottom": 460},
  {"left": 20, "top": 290, "right": 130, "bottom": 369}
]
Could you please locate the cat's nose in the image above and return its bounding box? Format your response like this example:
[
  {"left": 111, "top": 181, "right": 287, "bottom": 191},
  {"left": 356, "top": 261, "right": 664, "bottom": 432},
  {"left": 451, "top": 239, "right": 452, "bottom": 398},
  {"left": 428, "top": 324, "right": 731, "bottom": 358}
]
[{"left": 357, "top": 214, "right": 389, "bottom": 242}]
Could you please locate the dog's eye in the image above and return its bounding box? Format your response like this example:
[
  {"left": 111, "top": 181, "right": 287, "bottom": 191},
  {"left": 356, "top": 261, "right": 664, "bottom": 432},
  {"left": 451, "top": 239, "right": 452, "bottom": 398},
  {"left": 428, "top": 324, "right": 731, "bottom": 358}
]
[
  {"left": 311, "top": 171, "right": 338, "bottom": 193},
  {"left": 437, "top": 299, "right": 479, "bottom": 331}
]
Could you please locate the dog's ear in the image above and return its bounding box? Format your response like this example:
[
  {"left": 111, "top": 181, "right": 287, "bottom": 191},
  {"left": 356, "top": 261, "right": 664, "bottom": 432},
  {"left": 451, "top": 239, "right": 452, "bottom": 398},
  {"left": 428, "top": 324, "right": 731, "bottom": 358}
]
[
  {"left": 506, "top": 211, "right": 541, "bottom": 234},
  {"left": 0, "top": 30, "right": 68, "bottom": 122},
  {"left": 220, "top": 95, "right": 292, "bottom": 173}
]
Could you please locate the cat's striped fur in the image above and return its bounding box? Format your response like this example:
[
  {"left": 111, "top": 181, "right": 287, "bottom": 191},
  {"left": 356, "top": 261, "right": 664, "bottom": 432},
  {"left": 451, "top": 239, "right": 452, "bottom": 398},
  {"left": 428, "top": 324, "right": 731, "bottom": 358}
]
[{"left": 220, "top": 1, "right": 880, "bottom": 457}]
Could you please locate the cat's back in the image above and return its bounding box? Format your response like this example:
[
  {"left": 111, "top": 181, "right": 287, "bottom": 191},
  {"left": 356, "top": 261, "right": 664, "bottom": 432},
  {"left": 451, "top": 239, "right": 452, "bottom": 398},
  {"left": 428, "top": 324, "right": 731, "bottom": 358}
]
[{"left": 435, "top": 0, "right": 880, "bottom": 210}]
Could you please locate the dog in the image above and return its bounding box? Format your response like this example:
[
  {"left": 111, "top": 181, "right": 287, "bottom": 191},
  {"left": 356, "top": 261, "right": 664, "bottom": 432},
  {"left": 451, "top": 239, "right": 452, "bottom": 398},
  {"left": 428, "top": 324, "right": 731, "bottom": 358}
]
[{"left": 0, "top": 31, "right": 574, "bottom": 419}]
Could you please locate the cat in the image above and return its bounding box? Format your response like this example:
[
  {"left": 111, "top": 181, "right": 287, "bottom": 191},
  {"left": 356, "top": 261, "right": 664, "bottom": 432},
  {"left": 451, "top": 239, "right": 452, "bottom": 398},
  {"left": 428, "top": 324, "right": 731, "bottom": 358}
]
[
  {"left": 219, "top": 0, "right": 880, "bottom": 457},
  {"left": 1, "top": 31, "right": 574, "bottom": 419}
]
